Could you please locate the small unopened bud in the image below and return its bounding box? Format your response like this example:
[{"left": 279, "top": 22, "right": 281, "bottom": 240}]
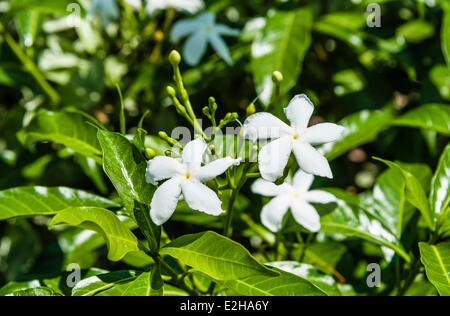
[
  {"left": 166, "top": 86, "right": 176, "bottom": 96},
  {"left": 154, "top": 30, "right": 164, "bottom": 42},
  {"left": 272, "top": 71, "right": 284, "bottom": 84},
  {"left": 202, "top": 106, "right": 210, "bottom": 117},
  {"left": 145, "top": 147, "right": 156, "bottom": 159},
  {"left": 246, "top": 103, "right": 256, "bottom": 116},
  {"left": 231, "top": 112, "right": 239, "bottom": 120},
  {"left": 208, "top": 97, "right": 218, "bottom": 112},
  {"left": 164, "top": 150, "right": 172, "bottom": 157},
  {"left": 158, "top": 131, "right": 168, "bottom": 139},
  {"left": 169, "top": 50, "right": 181, "bottom": 66}
]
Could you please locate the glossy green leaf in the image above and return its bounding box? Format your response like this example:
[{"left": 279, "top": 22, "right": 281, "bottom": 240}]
[
  {"left": 267, "top": 262, "right": 341, "bottom": 296},
  {"left": 72, "top": 270, "right": 138, "bottom": 296},
  {"left": 419, "top": 242, "right": 450, "bottom": 296},
  {"left": 107, "top": 265, "right": 163, "bottom": 296},
  {"left": 18, "top": 110, "right": 103, "bottom": 163},
  {"left": 160, "top": 231, "right": 277, "bottom": 281},
  {"left": 374, "top": 158, "right": 434, "bottom": 230},
  {"left": 394, "top": 104, "right": 450, "bottom": 135},
  {"left": 9, "top": 287, "right": 61, "bottom": 296},
  {"left": 0, "top": 186, "right": 119, "bottom": 221},
  {"left": 321, "top": 188, "right": 410, "bottom": 262},
  {"left": 251, "top": 8, "right": 313, "bottom": 104},
  {"left": 50, "top": 207, "right": 140, "bottom": 262},
  {"left": 97, "top": 130, "right": 155, "bottom": 213},
  {"left": 431, "top": 144, "right": 450, "bottom": 222},
  {"left": 15, "top": 9, "right": 40, "bottom": 47},
  {"left": 223, "top": 268, "right": 326, "bottom": 296},
  {"left": 133, "top": 201, "right": 161, "bottom": 253},
  {"left": 322, "top": 109, "right": 394, "bottom": 161}
]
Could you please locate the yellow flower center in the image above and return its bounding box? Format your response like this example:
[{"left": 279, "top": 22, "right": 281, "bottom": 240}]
[
  {"left": 293, "top": 134, "right": 299, "bottom": 140},
  {"left": 185, "top": 172, "right": 191, "bottom": 180}
]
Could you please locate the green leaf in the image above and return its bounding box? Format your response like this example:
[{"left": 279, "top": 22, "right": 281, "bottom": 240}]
[
  {"left": 322, "top": 109, "right": 394, "bottom": 161},
  {"left": 251, "top": 8, "right": 313, "bottom": 104},
  {"left": 223, "top": 268, "right": 326, "bottom": 296},
  {"left": 50, "top": 207, "right": 140, "bottom": 262},
  {"left": 9, "top": 287, "right": 61, "bottom": 296},
  {"left": 10, "top": 0, "right": 77, "bottom": 15},
  {"left": 113, "top": 265, "right": 163, "bottom": 296},
  {"left": 72, "top": 270, "right": 139, "bottom": 296},
  {"left": 133, "top": 201, "right": 161, "bottom": 253},
  {"left": 443, "top": 11, "right": 450, "bottom": 67},
  {"left": 0, "top": 186, "right": 119, "bottom": 221},
  {"left": 18, "top": 110, "right": 103, "bottom": 163},
  {"left": 397, "top": 20, "right": 435, "bottom": 43},
  {"left": 160, "top": 231, "right": 277, "bottom": 281},
  {"left": 320, "top": 188, "right": 410, "bottom": 262},
  {"left": 374, "top": 158, "right": 434, "bottom": 230},
  {"left": 431, "top": 144, "right": 450, "bottom": 220},
  {"left": 267, "top": 262, "right": 341, "bottom": 296},
  {"left": 393, "top": 104, "right": 450, "bottom": 135},
  {"left": 15, "top": 9, "right": 40, "bottom": 47},
  {"left": 419, "top": 242, "right": 450, "bottom": 296},
  {"left": 430, "top": 65, "right": 450, "bottom": 101},
  {"left": 97, "top": 130, "right": 155, "bottom": 213}
]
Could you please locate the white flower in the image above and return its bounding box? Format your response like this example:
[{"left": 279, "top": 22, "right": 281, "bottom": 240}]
[
  {"left": 146, "top": 138, "right": 241, "bottom": 225},
  {"left": 170, "top": 12, "right": 240, "bottom": 66},
  {"left": 251, "top": 170, "right": 336, "bottom": 233},
  {"left": 146, "top": 0, "right": 204, "bottom": 15},
  {"left": 244, "top": 94, "right": 345, "bottom": 182}
]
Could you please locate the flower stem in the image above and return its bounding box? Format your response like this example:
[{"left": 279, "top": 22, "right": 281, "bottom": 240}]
[{"left": 4, "top": 32, "right": 60, "bottom": 105}]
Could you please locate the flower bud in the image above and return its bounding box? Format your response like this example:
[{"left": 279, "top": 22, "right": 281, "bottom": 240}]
[
  {"left": 145, "top": 147, "right": 156, "bottom": 159},
  {"left": 202, "top": 106, "right": 211, "bottom": 117},
  {"left": 208, "top": 97, "right": 218, "bottom": 112},
  {"left": 272, "top": 71, "right": 284, "bottom": 84},
  {"left": 166, "top": 86, "right": 176, "bottom": 96},
  {"left": 169, "top": 50, "right": 181, "bottom": 66},
  {"left": 246, "top": 103, "right": 256, "bottom": 116}
]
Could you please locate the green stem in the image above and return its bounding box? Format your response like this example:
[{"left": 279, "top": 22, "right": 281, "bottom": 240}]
[
  {"left": 153, "top": 255, "right": 198, "bottom": 296},
  {"left": 4, "top": 32, "right": 60, "bottom": 105}
]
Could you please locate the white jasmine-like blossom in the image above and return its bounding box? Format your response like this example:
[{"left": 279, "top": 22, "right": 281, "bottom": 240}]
[
  {"left": 251, "top": 170, "right": 336, "bottom": 233},
  {"left": 170, "top": 12, "right": 240, "bottom": 66},
  {"left": 146, "top": 0, "right": 204, "bottom": 15},
  {"left": 244, "top": 94, "right": 345, "bottom": 182},
  {"left": 146, "top": 138, "right": 241, "bottom": 225}
]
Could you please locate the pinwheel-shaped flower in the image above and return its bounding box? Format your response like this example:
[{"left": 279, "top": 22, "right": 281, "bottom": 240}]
[
  {"left": 251, "top": 170, "right": 336, "bottom": 232},
  {"left": 244, "top": 94, "right": 345, "bottom": 182},
  {"left": 170, "top": 12, "right": 240, "bottom": 66},
  {"left": 146, "top": 138, "right": 241, "bottom": 225},
  {"left": 146, "top": 0, "right": 204, "bottom": 16}
]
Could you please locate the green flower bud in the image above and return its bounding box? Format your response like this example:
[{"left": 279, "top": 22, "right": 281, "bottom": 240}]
[
  {"left": 202, "top": 106, "right": 211, "bottom": 117},
  {"left": 246, "top": 103, "right": 256, "bottom": 116},
  {"left": 145, "top": 147, "right": 156, "bottom": 159},
  {"left": 208, "top": 97, "right": 218, "bottom": 112},
  {"left": 166, "top": 86, "right": 176, "bottom": 96},
  {"left": 158, "top": 131, "right": 168, "bottom": 139},
  {"left": 272, "top": 71, "right": 284, "bottom": 84},
  {"left": 169, "top": 50, "right": 181, "bottom": 66}
]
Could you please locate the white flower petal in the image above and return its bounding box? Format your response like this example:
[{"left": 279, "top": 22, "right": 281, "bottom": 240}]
[
  {"left": 292, "top": 169, "right": 314, "bottom": 191},
  {"left": 181, "top": 180, "right": 224, "bottom": 216},
  {"left": 261, "top": 195, "right": 292, "bottom": 232},
  {"left": 304, "top": 190, "right": 336, "bottom": 204},
  {"left": 258, "top": 136, "right": 293, "bottom": 182},
  {"left": 182, "top": 138, "right": 207, "bottom": 172},
  {"left": 183, "top": 30, "right": 208, "bottom": 66},
  {"left": 208, "top": 32, "right": 233, "bottom": 65},
  {"left": 146, "top": 156, "right": 184, "bottom": 185},
  {"left": 251, "top": 178, "right": 288, "bottom": 197},
  {"left": 195, "top": 157, "right": 241, "bottom": 182},
  {"left": 291, "top": 200, "right": 321, "bottom": 232},
  {"left": 214, "top": 24, "right": 240, "bottom": 37},
  {"left": 284, "top": 94, "right": 314, "bottom": 131},
  {"left": 150, "top": 177, "right": 182, "bottom": 225},
  {"left": 292, "top": 142, "right": 333, "bottom": 179},
  {"left": 170, "top": 19, "right": 199, "bottom": 42},
  {"left": 244, "top": 112, "right": 292, "bottom": 141},
  {"left": 304, "top": 123, "right": 345, "bottom": 145}
]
